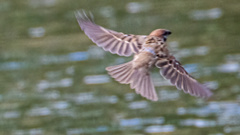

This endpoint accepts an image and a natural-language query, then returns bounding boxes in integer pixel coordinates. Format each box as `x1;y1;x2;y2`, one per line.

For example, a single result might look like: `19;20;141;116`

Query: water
126;2;152;14
144;125;175;133
1;0;240;135
12;129;44;135
120;117;164;127
28;27;46;38
3;111;21;119
37;78;73;91
51;101;70;109
29;0;57;8
158;90;180;102
72;92;118;104
174;46;210;59
83;75;110;84
218;62;240;73
27;107;52;117
128;101;149;109
180;119;217;127
190;8;223;20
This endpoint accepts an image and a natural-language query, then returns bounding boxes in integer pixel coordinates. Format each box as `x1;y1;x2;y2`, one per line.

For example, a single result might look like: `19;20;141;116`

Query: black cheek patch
163;37;167;42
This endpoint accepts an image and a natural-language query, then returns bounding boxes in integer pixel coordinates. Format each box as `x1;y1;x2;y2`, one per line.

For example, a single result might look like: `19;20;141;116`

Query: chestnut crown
149;29;171;37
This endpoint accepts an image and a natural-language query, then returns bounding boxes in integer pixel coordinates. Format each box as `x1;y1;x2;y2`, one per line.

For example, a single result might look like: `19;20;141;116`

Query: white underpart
142;47;156;55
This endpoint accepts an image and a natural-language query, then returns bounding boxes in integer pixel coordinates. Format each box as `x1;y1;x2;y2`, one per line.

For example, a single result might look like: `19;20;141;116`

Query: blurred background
0;0;240;135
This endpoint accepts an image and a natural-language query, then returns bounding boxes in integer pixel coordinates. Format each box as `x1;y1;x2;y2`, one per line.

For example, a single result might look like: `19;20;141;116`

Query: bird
75;10;213;101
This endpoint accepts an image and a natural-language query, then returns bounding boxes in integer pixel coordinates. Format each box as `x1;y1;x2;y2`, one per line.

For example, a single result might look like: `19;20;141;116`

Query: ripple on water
144;125;175;133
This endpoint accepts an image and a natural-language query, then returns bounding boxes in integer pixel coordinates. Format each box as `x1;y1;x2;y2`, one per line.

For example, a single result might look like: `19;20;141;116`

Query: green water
0;0;240;135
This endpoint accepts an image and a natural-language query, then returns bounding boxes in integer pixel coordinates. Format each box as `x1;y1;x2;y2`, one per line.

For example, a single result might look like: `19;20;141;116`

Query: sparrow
75;10;212;101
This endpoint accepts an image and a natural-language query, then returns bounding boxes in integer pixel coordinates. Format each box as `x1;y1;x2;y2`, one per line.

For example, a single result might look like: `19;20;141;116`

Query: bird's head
149;29;171;41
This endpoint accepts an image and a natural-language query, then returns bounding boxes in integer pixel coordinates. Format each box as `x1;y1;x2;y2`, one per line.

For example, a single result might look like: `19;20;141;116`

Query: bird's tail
106;61;158;101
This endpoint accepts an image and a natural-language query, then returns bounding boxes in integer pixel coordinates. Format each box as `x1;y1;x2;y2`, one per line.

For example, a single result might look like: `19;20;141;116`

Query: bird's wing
75;10;147;56
155;56;212;98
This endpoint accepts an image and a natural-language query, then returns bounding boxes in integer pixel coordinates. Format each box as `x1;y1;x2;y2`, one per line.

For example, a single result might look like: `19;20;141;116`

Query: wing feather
75;10;146;56
156;57;212;98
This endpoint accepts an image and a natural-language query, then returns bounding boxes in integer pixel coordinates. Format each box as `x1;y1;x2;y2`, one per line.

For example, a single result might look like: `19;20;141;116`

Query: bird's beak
165;31;171;35
163;31;171;41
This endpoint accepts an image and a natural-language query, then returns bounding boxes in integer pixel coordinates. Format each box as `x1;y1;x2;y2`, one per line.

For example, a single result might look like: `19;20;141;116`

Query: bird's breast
141;46;156;55
133;50;156;69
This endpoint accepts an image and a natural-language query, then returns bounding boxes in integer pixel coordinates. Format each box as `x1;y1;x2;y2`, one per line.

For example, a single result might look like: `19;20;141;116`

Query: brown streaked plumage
75;10;213;101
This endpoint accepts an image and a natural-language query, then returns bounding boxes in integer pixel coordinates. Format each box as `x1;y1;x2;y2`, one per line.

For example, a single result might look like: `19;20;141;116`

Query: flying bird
75;11;212;101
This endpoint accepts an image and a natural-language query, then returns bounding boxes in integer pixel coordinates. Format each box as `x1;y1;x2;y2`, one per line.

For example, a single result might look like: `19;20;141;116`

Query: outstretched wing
155;56;212;98
75;10;147;56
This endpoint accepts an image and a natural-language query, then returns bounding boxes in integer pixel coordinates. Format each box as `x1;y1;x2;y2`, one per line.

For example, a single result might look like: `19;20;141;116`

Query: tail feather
108;63;129;76
122;69;136;84
134;73;144;94
115;64;133;83
135;74;158;101
143;76;149;98
139;76;146;95
130;70;141;89
113;67;130;81
106;61;158;101
106;61;133;84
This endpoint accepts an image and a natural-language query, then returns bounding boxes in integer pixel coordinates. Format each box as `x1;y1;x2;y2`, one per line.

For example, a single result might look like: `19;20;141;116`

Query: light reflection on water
218;62;240;73
51;101;70;109
13;129;44;135
37;78;73;91
28;27;45;38
126;2;152;14
83;75;110;84
29;0;56;8
1;1;240;134
189;8;223;20
0;52;88;71
27;107;52;117
128;101;149;109
158;90;180;102
177;101;240;125
72;92;118;104
145;125;175;133
180;119;217;127
3;111;21;119
120;117;164;127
